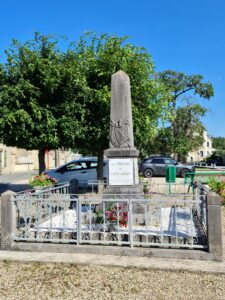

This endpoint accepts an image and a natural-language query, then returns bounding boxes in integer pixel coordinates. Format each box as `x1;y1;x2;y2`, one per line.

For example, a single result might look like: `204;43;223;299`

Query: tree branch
174;87;194;100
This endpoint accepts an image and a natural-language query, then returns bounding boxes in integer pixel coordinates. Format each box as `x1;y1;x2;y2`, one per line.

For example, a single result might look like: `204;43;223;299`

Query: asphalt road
0;166;224;196
0;171;38;195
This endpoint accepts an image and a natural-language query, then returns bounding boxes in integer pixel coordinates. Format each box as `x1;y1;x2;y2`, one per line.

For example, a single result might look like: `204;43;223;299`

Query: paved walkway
0;250;225;274
0;171;36;194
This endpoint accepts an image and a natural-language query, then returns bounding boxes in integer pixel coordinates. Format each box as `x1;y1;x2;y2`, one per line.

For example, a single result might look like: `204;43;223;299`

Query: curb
0;251;225;274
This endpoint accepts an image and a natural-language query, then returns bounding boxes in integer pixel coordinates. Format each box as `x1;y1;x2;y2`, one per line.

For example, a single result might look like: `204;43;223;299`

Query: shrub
139;175;152;194
208;177;225;205
29;174;58;188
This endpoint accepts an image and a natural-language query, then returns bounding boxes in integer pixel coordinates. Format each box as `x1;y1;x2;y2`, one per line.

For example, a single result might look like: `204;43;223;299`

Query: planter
32;186;44;194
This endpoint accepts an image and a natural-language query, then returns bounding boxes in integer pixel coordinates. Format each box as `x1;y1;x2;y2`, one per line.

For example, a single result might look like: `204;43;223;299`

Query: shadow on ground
0;183;29;195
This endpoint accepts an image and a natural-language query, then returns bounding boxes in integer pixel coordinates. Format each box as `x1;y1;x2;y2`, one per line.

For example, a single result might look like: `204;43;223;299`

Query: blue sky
0;0;225;137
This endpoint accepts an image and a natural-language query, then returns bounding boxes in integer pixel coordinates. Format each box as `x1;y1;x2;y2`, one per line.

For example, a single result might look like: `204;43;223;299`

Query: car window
60;162;88;172
151;158;165;164
90;162;97;168
85;161;98;169
164;159;174;164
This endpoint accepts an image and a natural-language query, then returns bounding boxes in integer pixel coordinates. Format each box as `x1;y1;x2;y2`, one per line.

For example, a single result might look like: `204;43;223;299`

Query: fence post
207;192;223;261
1;190;16;250
77;198;81;245
129;199;133;248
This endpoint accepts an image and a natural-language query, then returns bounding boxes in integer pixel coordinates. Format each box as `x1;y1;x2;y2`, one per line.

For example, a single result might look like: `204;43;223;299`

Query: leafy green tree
0;32;169;177
147;127;173;156
65;33;169;178
156;70;214;160
212;137;225;150
0;33;85;173
149;105;206;161
209;137;225;163
170;104;206;161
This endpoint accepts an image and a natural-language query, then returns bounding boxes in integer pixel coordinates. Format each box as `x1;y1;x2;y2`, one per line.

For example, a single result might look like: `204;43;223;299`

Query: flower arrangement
106;204;128;227
29;174;58;188
95;204;128;228
208;176;225;206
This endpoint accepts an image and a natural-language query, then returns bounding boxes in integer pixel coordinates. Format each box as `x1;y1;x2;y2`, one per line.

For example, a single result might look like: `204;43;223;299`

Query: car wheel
181;169;189;178
144;168;154;178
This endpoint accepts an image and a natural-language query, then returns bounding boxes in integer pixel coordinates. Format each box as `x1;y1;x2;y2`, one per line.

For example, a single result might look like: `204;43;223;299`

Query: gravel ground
0;261;225;300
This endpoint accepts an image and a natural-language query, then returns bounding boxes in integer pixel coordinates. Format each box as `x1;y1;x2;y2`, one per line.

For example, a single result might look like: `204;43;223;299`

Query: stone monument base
104;184;143;195
104;148;139;158
104;147;143;195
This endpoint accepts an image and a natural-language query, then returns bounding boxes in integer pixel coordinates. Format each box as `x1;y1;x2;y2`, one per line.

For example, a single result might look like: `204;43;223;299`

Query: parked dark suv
139;156;194;178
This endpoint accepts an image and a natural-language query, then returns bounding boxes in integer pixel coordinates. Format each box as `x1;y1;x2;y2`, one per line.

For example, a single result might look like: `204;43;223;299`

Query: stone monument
104;70;142;194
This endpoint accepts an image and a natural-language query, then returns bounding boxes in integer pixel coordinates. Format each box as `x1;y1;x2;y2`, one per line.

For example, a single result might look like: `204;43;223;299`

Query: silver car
45;157;108;188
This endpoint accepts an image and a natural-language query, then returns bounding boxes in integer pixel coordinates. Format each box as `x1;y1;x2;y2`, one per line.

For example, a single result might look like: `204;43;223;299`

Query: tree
0;33;85;173
212;137;225;150
0;32;169;177
148;105;206;160
63;33;169;178
156;70;214;160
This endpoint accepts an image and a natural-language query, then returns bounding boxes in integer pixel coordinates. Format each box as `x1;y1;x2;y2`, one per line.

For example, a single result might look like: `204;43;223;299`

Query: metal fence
15;180;105;195
184;171;225;185
12;184;208;249
16;182;70;195
193;182;209;233
144;182;192;194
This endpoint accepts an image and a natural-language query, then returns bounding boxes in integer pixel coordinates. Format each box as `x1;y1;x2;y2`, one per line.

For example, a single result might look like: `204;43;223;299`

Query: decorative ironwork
12;184;208;249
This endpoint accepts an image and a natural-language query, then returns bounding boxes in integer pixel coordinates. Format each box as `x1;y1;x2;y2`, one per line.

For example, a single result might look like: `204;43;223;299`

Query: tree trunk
38;148;46;174
177;153;182;162
97;150;104;181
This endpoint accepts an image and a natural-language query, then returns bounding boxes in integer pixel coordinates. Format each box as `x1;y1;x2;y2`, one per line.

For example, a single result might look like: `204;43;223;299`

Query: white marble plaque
109;158;134;185
133;158;139;185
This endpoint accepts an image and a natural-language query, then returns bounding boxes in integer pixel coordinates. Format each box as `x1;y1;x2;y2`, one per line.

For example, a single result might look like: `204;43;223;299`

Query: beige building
0;143;75;174
187;131;213;163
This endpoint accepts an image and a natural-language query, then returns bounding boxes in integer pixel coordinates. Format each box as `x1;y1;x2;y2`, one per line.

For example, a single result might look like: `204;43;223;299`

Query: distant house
186;131;214;163
0;143;74;174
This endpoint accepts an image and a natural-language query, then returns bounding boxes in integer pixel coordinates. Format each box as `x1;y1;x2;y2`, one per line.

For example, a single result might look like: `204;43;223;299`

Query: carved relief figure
110;119;131;148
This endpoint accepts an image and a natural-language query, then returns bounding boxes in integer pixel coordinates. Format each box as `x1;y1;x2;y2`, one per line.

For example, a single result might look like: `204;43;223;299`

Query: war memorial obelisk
104;70;142;194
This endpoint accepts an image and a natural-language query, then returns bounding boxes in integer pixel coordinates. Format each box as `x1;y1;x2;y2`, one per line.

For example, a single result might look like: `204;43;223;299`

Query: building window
4;150;7;167
207;141;210;147
199;151;204;157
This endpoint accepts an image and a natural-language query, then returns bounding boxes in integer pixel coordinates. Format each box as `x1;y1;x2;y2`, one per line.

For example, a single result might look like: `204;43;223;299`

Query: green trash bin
166;165;176;183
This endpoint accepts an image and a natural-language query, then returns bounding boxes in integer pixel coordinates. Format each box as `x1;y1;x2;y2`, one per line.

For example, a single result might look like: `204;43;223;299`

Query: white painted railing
12;187;208;249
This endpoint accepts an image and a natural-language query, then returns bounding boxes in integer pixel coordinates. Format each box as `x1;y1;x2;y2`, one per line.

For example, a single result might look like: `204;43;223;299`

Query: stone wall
0;144;74;174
